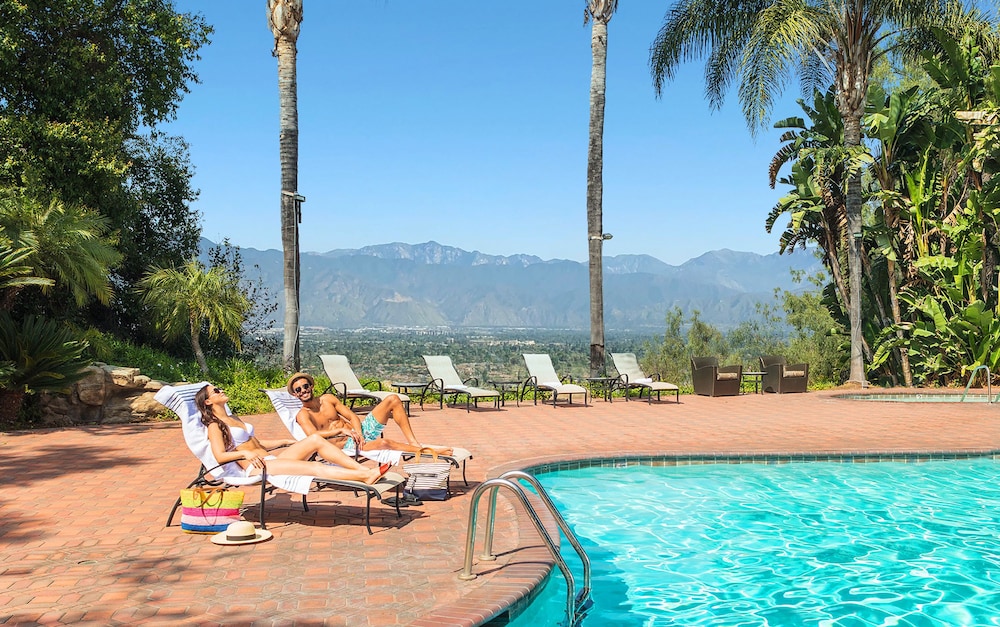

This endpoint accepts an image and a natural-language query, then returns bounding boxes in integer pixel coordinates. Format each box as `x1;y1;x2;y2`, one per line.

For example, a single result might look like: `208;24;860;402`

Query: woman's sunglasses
293;382;313;394
211;387;224;395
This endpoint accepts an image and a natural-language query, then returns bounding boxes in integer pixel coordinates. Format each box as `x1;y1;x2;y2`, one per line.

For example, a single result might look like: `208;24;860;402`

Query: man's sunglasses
293;382;313;394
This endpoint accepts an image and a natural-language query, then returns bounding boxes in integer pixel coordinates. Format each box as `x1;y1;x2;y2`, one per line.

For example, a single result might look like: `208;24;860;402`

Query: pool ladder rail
459;470;593;626
962;365;999;403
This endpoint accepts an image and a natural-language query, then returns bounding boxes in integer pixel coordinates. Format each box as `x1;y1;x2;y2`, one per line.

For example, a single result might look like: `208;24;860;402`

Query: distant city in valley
208;239;823;333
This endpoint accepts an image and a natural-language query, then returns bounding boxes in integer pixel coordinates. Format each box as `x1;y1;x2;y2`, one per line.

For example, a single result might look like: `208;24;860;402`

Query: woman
196;384;387;485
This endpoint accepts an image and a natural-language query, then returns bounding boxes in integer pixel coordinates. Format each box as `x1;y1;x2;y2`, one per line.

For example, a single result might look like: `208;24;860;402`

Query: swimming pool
836;393;999;403
503;457;1000;626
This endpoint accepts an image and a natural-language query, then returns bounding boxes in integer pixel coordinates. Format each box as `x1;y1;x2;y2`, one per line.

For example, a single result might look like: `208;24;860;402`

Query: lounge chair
320;354;411;416
521;353;588;406
690;356;742;397
610;352;680;403
261;388;474;487
422;355;501;412
759;355;809;393
156;382;404;535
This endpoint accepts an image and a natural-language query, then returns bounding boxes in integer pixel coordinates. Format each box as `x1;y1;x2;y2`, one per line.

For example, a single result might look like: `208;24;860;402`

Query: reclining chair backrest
523;353;561;386
154;381;254;485
320;354;366;392
262;388;307;439
611;352;648;380
423;355;465;388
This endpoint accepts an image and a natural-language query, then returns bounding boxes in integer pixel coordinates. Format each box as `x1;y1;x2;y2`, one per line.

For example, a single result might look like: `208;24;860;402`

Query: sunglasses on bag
293;382;313;394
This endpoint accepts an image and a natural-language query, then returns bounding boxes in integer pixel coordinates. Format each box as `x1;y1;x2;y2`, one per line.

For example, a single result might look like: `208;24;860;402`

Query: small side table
741;371;765;394
391;382;427;414
583;376;618;402
488;380;523;407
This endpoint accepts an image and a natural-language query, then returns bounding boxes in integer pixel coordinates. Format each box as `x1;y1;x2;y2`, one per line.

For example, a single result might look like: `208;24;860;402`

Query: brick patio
2;388;999;626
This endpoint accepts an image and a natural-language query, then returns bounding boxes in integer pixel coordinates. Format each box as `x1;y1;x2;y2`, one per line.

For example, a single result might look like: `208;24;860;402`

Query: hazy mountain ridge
219;240;822;330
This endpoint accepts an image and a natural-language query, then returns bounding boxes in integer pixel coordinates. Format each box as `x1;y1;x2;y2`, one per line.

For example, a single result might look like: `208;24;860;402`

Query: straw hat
211;520;273;545
287;372;315;395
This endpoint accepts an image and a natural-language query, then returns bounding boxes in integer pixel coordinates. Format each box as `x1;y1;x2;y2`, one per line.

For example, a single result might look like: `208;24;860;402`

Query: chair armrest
362;379;384;391
426;378;444;393
463;376;480;386
325;381;347;400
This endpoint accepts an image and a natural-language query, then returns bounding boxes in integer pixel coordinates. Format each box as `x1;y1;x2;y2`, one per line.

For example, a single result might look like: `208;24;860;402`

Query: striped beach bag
180;487;244;534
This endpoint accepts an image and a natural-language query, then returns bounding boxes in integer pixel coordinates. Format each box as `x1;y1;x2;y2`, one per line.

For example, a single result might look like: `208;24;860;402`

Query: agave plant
0;312;91;423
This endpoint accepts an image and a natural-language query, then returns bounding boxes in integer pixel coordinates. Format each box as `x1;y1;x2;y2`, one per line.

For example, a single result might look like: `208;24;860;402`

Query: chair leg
166;496;183;527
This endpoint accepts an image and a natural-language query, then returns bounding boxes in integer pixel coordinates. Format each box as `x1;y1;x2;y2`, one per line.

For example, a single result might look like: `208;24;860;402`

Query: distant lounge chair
610;352;679;403
422;355;501;412
759;355;809;393
690;356;742;397
319;354;410;415
521;353;588;406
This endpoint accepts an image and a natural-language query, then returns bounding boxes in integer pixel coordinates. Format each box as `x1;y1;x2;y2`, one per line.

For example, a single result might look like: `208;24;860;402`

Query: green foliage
0;1;209;336
0;311;91;395
138;258;252;373
0;189;121;308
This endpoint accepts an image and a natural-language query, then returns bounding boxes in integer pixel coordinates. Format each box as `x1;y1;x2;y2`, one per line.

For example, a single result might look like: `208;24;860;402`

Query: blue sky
167;1;806;265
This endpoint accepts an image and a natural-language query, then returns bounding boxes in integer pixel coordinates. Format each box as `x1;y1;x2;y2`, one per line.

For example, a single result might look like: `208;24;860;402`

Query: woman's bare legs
270;434;385;484
368;395;453;456
251;457;384;485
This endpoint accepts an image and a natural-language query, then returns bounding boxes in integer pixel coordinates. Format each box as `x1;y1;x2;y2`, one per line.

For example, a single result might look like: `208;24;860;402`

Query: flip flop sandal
400;493;423;506
382;496;411;508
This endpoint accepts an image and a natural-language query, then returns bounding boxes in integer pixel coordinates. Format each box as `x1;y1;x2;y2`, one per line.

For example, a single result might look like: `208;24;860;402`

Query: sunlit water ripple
507;459;1000;626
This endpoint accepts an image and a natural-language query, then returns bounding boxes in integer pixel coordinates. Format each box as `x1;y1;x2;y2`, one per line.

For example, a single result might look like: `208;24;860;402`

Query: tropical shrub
0;312;91;423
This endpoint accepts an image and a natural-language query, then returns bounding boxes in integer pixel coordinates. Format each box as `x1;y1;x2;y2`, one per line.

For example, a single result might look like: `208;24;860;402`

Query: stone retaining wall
37;363;168;426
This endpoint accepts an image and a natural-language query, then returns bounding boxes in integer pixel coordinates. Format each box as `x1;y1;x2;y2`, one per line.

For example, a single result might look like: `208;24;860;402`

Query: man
287;372;452;456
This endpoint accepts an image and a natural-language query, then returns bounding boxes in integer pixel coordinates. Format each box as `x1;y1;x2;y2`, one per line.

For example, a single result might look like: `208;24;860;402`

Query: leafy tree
267;0;304;372
207;239;279;363
584;0;618;376
649;0;959;386
138;259;252;374
0;0;210;331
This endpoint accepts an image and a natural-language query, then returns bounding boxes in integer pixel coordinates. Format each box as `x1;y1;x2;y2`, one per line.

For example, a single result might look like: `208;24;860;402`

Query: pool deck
3;387;1000;626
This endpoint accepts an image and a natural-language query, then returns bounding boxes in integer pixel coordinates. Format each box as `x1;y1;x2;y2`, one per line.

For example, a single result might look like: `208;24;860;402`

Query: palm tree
0;189;120;309
267;0;304;372
137;259;251;374
585;0;618;376
649;0;957;385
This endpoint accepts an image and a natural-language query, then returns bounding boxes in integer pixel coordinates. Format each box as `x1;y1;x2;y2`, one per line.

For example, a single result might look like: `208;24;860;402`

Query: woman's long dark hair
195;385;235;451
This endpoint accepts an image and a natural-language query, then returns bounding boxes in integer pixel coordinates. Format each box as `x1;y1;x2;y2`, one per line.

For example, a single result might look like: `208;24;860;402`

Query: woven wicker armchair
759;355;808;393
690;356;742;397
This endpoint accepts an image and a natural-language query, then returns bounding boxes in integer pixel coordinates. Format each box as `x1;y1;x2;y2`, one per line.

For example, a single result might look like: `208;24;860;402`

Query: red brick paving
2;388;999;625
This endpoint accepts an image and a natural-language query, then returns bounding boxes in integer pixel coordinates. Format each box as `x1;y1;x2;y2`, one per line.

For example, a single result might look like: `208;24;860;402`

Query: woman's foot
364;466;388;485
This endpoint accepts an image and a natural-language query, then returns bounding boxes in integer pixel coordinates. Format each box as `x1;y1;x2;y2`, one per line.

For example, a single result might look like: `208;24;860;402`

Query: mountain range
212;240;823;331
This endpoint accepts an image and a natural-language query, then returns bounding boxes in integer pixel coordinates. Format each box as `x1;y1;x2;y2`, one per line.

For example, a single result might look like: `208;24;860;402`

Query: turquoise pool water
505;458;1000;626
836;393;998;403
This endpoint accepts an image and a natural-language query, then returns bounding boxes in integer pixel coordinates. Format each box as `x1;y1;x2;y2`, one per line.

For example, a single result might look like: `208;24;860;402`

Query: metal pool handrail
961;365;993;403
458;471;593;626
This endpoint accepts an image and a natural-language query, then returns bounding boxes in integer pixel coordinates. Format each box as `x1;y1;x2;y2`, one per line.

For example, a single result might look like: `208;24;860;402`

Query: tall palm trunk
190;313;208;374
585;1;616;376
268;0;303;372
836;46;868;386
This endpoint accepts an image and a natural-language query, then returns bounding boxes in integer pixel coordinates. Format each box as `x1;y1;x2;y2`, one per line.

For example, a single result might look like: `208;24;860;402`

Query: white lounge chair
157;382;405;534
610;352;680;403
319;354;410;415
262;388;473;487
521;353;588;406
422;355;501;412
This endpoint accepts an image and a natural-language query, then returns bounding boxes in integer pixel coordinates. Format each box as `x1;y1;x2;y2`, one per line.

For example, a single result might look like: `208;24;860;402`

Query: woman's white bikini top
228;421;255;447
